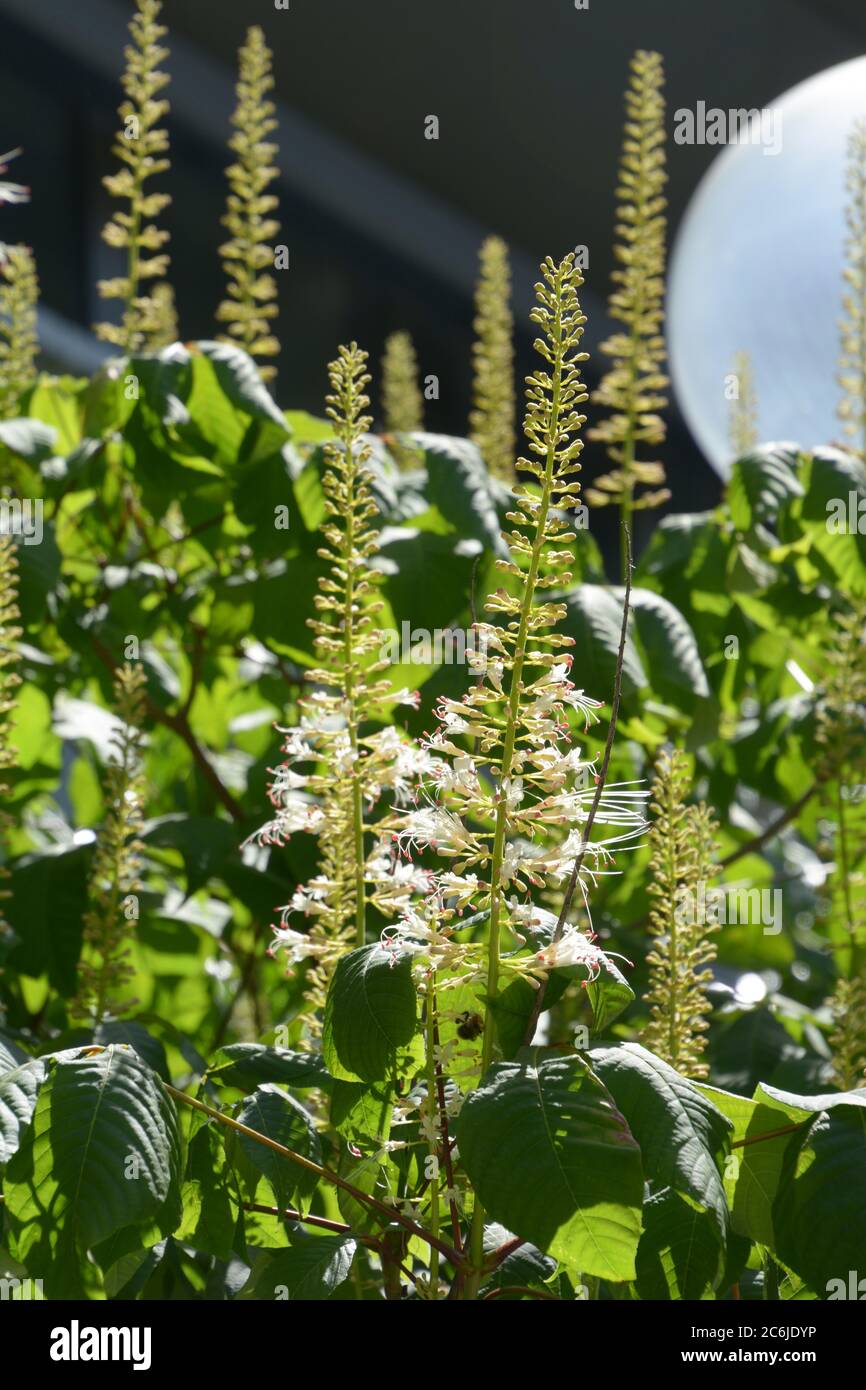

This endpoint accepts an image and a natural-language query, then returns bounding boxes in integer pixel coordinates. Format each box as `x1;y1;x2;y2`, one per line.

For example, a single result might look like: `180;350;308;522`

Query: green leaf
283;409;333;445
15;524;62;628
456;1051;643;1279
799;445;866;524
589;1043;731;1242
196;342;288;429
323;945;418;1083
480;1222;556;1295
6;846;89;994
375;528;480;636
755;1081;866;1117
211;1044;333;1093
695;1081;807;1249
773;1108;866;1295
100;1235;169;1299
234;1084;321;1210
0;1034;29;1071
627;587;711;707
0;1057;45;1164
557;586;647;696
636;512;732;628
330;1081;393;1143
727;444;803;531
241;1234;357;1300
191;341;290;465
417;433;508;557
634;1189;723;1300
490;972;568;1057
60;1020;169;1081
143;815;240;896
3;1046;181;1296
128;347;193;424
585;957;636;1035
0;417;58;464
19;376;86;453
175;1122;236;1260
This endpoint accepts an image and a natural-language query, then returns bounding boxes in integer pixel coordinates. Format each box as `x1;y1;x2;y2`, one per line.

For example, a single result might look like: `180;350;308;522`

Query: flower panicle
816;602;866;1085
587;50;670;546
385;253;646;981
0;244;40;417
642;747;719;1080
0;534;21;949
216;25;281;380
470;234;516;481
729;349;758;458
838;119;866;460
250;344;430;1023
816;603;866;949
829;977;866;1090
71;662;148;1024
95;0;173;353
381;330;423;469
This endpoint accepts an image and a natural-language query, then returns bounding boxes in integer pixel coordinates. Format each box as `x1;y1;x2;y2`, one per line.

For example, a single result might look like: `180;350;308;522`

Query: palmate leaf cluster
1;7;866;1303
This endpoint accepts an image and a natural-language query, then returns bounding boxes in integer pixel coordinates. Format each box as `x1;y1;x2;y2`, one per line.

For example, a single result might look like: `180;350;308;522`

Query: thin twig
719;782;819;868
91;634;245;822
489;1235;526;1268
432;1012;464;1258
731;1121;807;1150
520;525;634;1047
240;1201;374;1242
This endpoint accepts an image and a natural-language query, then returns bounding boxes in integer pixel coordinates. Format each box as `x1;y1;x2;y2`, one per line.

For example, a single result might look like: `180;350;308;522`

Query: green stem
615;98;651;584
619;465;634;584
665;790;680;1071
424;976;441;1299
121;112;148;354
341;423;367;948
